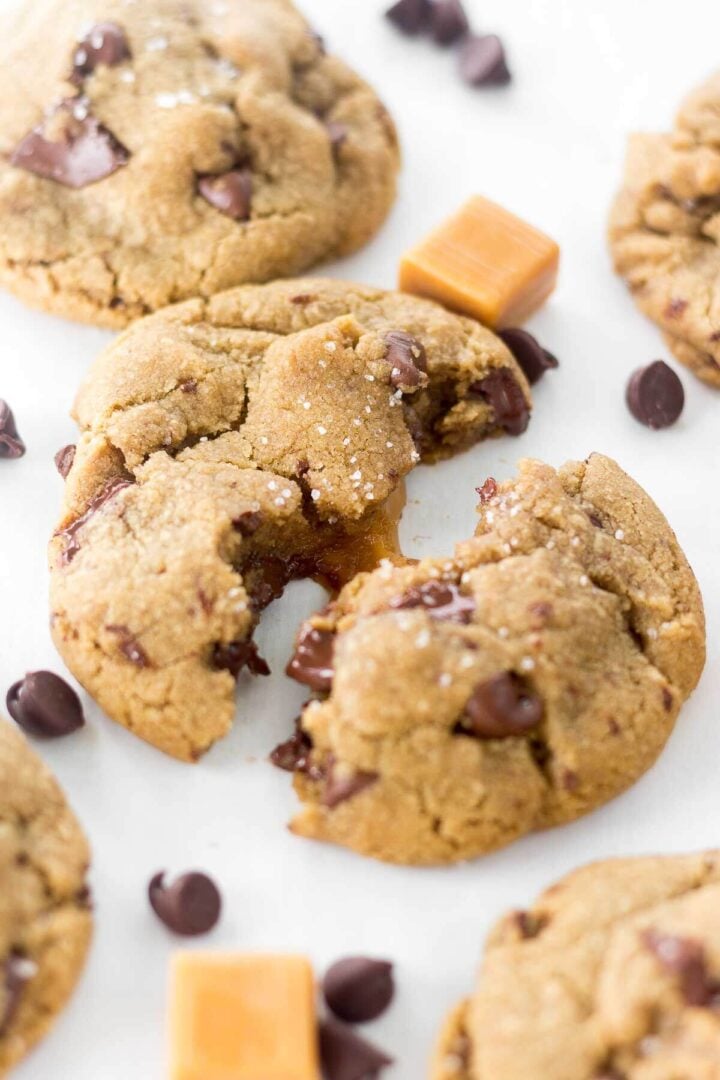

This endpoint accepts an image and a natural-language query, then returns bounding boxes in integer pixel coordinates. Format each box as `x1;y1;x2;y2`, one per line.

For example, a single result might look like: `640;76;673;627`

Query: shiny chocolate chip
148;872;222;937
459;34;511;86
385;0;432;34
213;639;270;678
323;761;378;809
461;672;543;739
384;330;428;391
319;1018;393;1080
270;719;315;774
626;361;684;429
390;580;475;624
323;957;395;1024
0;954;37;1037
56;476;133;565
198;168;252;220
6;671;84;738
72;22;131;82
471;368;530;436
642;930;713;1006
0;400;25;459
54;444;76;478
11;99;129;188
499;328;558;385
430;0;469;44
286;625;335;691
106;625;150;668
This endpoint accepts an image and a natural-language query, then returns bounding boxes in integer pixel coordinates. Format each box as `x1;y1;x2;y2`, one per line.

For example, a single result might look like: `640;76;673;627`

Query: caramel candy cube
169;953;321;1080
399;195;559;328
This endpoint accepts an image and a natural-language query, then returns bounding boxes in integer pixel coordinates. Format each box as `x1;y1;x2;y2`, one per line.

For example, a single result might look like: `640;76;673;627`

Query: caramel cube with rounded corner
399;195;559;328
169;952;321;1080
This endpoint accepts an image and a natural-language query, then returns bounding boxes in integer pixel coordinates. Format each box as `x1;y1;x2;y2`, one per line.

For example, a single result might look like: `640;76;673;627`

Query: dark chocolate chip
385;0;432;34
664;298;688;319
56;476;133;565
179;379;197;393
384;330;428;391
323;957;395;1024
642;930;712;1006
232;510;263;536
106;625;150;668
11;99;130;188
286;626;335;691
291;293;316;305
323;761;379;809
213;639;270;678
430;0;469;44
459;33;511;86
327;121;349;150
72;22;131;82
513;911;548;940
0;954;37;1037
148;871;222;936
461;672;542;739
626;361;684;429
476;477;498;504
471;368;530;435
662;687;673;712
54;444;76;478
0;400;25;459
499;328;558;385
319;1018;393;1080
270;719;315;774
6;671;84;738
198;168;252;220
389;580;475;624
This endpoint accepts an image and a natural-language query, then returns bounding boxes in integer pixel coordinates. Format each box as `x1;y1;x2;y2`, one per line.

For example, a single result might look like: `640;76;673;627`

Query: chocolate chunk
270;719;318;775
461;672;543;739
384;330;428;391
513;911;548;940
626;361;684;429
11;99;130;188
0;955;37;1037
320;1018;393;1080
430;0;469;45
323;761;379;808
327;121;349;150
54;444;76;478
6;671;85;738
72;22;131;82
499;328;558;385
390;579;475;624
476;477;498;504
459;34;511;86
286;626;335;691
385;0;432;34
0;400;25;459
198;168;252;220
179;379;197;393
323;957;395;1023
642;930;713;1006
106;625;150;668
471;368;530;435
57;476;133;565
244;555;291;611
148;871;222;936
213;639;270;678
232;510;262;536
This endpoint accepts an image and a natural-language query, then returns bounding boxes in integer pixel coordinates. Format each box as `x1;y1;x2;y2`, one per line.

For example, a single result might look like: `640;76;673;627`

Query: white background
3;0;720;1076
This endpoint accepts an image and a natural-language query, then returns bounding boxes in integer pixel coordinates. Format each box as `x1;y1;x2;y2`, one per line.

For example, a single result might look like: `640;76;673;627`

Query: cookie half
432;851;720;1079
49;278;532;761
280;453;705;864
0;0;399;326
0;719;92;1075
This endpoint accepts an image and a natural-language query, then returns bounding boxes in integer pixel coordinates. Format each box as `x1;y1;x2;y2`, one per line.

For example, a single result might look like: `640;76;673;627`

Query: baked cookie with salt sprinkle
432;851;720;1080
0;0;399;326
278;453;704;865
49;277;532;761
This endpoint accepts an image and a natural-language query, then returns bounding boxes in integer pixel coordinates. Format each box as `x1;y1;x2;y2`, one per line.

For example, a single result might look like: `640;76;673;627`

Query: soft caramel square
399;195;559;328
169;953;321;1080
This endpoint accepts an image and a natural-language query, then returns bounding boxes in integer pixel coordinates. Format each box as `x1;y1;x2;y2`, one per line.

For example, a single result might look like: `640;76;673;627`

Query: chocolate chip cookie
0;719;92;1075
609;71;720;386
432;850;720;1080
49;277;531;761
0;0;399;327
279;453;705;864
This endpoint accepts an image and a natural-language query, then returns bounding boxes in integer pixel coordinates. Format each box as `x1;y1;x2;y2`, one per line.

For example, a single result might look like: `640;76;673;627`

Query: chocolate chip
664;298;688;319
476;477;498;504
430;0;469;44
459;33;511;86
319;1018;393;1080
198;168;252;220
213;639;270;678
148;872;222;936
385;0;432;34
6;671;84;738
327;121;349;150
323;761;379;809
72;22;131;82
11;99;130;188
499;328;558;385
232;510;263;536
54;444;76;478
291;293;316;305
384;330;428;391
323;957;395;1023
57;476;133;565
286;626;335;691
106;625;150;668
471;368;530;436
626;361;684;429
390;580;475;624
0;955;37;1037
642;930;713;1006
270;719;316;774
513;911;548;940
460;672;543;739
0;400;25;459
179;379;197;393
662;687;674;712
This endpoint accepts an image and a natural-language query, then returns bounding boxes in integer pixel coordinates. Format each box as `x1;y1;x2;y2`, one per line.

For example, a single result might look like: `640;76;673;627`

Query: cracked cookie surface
280;453;704;865
0;0;399;327
49;277;531;761
432;851;720;1080
0;720;92;1077
609;71;720;386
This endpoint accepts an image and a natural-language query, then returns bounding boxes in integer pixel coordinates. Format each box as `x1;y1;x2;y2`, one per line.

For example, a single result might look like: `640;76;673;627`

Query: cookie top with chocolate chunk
432;851;720;1080
0;719;92;1075
281;453;704;865
49;277;531;761
0;0;399;327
